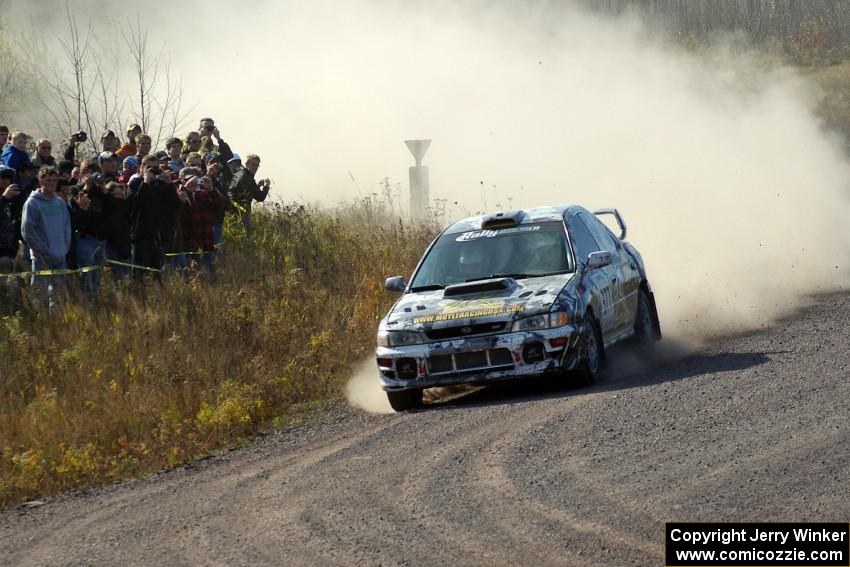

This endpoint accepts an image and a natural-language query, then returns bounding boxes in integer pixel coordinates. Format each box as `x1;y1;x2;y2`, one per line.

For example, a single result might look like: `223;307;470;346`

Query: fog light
522;342;544;364
396;358;418;380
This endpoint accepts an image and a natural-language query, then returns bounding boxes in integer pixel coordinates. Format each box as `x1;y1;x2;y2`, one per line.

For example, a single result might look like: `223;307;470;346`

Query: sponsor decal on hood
388;272;575;328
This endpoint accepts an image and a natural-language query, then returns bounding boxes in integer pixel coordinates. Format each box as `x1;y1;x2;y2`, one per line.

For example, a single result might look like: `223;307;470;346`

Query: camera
71;130;88;143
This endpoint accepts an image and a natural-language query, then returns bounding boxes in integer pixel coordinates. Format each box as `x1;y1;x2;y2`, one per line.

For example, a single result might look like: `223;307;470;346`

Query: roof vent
481;210;526;229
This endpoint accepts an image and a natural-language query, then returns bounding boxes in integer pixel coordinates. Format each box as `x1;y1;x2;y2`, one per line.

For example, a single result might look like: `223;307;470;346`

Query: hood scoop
443;278;517;298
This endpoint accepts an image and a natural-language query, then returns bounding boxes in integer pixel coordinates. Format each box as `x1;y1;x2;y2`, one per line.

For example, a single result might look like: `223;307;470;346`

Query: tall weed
0;200;435;506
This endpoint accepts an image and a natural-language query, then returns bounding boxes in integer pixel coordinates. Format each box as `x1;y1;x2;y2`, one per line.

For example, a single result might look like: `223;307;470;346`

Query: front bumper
376;325;582;391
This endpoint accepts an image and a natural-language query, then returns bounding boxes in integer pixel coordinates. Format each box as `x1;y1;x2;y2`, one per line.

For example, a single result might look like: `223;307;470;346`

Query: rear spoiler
593;208;627;240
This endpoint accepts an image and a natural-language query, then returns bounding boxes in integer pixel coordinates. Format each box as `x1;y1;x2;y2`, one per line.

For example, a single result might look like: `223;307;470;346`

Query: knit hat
123;156;140;171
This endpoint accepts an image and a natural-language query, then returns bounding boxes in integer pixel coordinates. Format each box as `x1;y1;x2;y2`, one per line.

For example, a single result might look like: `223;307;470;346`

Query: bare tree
121;17;193;148
19;2;193;156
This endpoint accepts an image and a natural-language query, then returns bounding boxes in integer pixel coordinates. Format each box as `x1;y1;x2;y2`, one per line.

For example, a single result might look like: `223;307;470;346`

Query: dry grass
0;199;435;507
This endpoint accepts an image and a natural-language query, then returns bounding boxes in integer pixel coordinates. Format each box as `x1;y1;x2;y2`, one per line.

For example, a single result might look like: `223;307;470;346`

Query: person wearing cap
154;150;169;169
118;156;140;185
32;139;56;168
100;130;120;153
2;131;32;175
115;124;142;159
228;153;271;240
97;151;120;180
227;153;242;174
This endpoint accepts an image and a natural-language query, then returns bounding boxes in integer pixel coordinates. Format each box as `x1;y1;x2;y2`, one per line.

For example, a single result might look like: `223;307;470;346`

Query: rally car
376;205;662;411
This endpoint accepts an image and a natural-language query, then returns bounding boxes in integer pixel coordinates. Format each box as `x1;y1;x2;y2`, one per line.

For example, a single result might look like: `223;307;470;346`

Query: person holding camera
0;168;25;313
116;124;141;159
198;118;235;163
178;169;224;274
63;130;88;162
126;155;183;274
103;181;131;279
228;153;270;241
204;155;232;250
70;171;115;296
0;168;19;264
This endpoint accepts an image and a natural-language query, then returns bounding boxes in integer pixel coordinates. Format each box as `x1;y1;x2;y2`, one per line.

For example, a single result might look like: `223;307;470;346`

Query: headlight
377;329;425;347
512;311;569;332
512;314;548;332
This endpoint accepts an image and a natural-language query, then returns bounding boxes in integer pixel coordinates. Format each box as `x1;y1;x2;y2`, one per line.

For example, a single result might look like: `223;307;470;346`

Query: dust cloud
344;358;394;414
9;2;850;409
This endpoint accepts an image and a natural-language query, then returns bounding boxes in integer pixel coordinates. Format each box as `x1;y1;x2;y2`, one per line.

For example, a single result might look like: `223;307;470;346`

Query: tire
386;388;423;412
634;289;656;344
574;317;603;387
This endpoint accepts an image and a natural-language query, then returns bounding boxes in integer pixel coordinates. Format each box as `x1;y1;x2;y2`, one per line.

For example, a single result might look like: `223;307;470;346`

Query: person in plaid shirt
178;168;224;274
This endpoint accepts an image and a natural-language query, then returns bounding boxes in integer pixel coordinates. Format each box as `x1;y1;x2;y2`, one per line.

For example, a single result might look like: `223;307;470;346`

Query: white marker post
405;139;431;221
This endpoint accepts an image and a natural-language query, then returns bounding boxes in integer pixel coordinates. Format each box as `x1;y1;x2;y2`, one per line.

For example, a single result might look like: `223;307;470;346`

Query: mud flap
648;291;662;340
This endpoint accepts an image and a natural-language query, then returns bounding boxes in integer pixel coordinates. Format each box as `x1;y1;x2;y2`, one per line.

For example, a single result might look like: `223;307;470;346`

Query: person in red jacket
178;169;224;275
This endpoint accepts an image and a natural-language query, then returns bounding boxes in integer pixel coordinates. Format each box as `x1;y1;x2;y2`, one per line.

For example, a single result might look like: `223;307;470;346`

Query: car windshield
410;221;574;290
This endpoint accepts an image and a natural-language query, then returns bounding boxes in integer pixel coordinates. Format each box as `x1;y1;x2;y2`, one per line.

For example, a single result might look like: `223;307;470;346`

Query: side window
568;216;603;262
581;213;619;254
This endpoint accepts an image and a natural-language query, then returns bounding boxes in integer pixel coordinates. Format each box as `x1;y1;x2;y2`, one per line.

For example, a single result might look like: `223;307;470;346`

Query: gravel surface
2;292;849;566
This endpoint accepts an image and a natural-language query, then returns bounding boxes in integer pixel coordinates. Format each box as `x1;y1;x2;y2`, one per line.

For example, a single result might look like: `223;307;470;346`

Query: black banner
666;522;850;566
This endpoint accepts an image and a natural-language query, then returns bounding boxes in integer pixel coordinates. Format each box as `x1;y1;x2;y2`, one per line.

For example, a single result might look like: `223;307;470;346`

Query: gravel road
3;292;849;567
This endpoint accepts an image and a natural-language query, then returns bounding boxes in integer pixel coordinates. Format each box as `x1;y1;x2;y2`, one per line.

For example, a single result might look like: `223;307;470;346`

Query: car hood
386;273;575;331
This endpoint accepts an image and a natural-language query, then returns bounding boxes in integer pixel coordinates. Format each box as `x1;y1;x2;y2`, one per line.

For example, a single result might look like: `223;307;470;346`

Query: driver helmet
458;244;486;278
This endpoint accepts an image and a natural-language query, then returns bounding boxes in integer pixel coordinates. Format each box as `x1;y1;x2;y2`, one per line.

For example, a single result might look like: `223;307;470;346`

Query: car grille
428;348;514;375
424;321;507;341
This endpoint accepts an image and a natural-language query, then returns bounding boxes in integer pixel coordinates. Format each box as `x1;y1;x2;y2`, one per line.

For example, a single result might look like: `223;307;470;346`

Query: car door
582;213;641;337
566;215;618;340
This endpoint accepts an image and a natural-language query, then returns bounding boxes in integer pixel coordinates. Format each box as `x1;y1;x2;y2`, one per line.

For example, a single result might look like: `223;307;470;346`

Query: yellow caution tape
104;259;161;273
0;265;103;278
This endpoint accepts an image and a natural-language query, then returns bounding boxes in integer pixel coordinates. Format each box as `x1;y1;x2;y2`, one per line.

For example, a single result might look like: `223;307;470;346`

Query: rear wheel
386;388;423;412
574;318;603;387
634;289;657;345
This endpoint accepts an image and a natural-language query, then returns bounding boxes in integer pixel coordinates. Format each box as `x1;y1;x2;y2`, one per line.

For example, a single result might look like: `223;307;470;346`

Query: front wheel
386;388;423;412
573;318;603;387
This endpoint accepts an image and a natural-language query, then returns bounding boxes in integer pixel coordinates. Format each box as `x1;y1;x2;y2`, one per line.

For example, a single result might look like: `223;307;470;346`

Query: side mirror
586;251;613;271
384;276;408;293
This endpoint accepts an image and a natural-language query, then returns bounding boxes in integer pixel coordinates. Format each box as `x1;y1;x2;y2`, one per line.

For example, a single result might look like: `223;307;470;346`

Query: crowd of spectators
0;118;273;309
